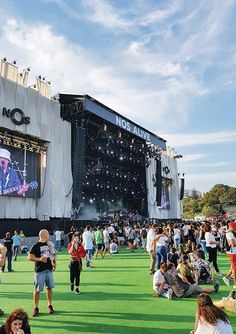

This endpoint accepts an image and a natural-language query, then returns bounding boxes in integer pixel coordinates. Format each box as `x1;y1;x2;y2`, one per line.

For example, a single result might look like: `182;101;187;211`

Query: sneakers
167;288;173;300
48;305;54;314
32;307;39;317
214;281;220;293
75;288;80;295
226;290;236;300
233;285;236;289
71;284;74;292
0;309;4;316
223;277;230;286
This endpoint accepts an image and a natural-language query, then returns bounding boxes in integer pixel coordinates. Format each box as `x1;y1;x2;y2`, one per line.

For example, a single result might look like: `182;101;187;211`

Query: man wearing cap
0;148;28;196
223;222;236;288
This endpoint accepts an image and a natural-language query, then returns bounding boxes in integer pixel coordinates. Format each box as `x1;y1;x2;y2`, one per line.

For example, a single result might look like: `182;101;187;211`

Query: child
168;247;179;268
110;240;119;254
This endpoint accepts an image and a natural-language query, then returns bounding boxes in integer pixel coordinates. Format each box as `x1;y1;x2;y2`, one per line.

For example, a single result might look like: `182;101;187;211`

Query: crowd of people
0;217;236;333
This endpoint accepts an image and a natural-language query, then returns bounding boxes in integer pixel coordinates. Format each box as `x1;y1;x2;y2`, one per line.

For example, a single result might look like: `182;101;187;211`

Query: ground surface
0;248;236;333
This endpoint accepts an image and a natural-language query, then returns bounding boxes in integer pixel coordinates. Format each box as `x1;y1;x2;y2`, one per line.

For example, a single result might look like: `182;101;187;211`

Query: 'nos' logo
2;107;30;125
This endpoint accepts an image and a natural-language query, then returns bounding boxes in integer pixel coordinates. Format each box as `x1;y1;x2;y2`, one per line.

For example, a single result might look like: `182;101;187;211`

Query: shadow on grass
81;282;136;287
32;313;191;333
54;291;151;301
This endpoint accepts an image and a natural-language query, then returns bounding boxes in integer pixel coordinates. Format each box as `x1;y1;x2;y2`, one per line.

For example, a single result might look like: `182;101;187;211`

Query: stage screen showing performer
0;146;40;197
160;183;170;210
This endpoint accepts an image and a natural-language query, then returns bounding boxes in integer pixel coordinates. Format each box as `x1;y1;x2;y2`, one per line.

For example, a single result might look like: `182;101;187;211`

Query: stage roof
59;93;166;149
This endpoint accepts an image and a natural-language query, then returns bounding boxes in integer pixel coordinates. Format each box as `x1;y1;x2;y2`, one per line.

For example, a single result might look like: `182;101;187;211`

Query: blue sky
0;0;236;193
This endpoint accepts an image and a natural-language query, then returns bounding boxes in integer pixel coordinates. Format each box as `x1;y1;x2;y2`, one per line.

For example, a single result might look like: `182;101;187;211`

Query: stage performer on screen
0;148;28;196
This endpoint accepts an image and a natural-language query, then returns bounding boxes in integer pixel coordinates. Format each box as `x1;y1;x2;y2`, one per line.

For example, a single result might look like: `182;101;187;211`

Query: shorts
96;244;103;250
104;242;110;249
183;284;202;297
34;270;55;292
227;253;236;270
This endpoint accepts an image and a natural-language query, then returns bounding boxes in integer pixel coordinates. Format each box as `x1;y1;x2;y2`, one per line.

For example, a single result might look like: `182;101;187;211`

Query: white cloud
161;131;236;147
183;153;209;161
141;0;183;25
81;0;132;30
185;172;236;192
41;0;81;20
185;161;231;168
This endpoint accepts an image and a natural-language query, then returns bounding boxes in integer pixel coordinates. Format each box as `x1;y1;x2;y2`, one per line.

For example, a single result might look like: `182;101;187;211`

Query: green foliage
183;184;236;219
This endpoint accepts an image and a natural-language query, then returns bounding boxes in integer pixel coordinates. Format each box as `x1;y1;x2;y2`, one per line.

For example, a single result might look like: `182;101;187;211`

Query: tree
183;183;236;219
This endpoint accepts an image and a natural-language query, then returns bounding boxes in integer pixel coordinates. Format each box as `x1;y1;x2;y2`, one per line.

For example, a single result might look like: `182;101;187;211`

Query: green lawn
1;249;236;333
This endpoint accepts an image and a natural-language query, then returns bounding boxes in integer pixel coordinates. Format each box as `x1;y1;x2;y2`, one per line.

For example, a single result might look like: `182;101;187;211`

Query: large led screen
0;144;40;197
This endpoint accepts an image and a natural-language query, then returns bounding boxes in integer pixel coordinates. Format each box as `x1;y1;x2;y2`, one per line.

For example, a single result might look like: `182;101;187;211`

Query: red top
68;242;86;261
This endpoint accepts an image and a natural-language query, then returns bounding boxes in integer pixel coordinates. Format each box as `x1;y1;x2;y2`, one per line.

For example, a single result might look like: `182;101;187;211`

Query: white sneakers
223;277;230;286
167;288;173;300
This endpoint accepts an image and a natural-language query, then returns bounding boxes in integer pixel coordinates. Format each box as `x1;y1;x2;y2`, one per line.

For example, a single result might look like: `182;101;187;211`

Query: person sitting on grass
110;240;119;254
167;247;179;268
191;251;214;285
0;308;31;334
189;293;233;334
153;262;173;300
214;290;236;313
157;263;220;299
177;254;197;284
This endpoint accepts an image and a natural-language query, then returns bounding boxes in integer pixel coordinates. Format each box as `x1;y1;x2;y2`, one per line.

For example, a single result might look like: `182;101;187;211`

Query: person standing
68;233;86;294
94;226;104;259
146;223;158;275
12;231;21;261
54;230;62;251
82;226;94;268
103;226;110;258
0;243;6;316
28;229;56;317
2;232;13;272
224;221;236;288
204;223;221;276
173;224;181;250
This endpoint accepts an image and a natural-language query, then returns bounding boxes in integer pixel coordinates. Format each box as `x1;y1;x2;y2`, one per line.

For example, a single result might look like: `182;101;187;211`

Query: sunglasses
13;314;26;321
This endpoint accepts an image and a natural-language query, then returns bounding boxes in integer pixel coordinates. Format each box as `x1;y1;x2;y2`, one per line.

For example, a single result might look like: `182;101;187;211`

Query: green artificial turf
0;248;236;333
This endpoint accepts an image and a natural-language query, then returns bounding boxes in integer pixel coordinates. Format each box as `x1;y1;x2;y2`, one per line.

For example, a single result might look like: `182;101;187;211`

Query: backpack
142;229;147;238
199;266;210;281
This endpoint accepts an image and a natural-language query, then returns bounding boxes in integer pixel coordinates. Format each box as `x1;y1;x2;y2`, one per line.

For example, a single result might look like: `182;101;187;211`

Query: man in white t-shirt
82;226;95;268
146;223;158;275
224;222;236;288
54;230;62;251
153;262;173;300
182;223;190;244
103;226;110;257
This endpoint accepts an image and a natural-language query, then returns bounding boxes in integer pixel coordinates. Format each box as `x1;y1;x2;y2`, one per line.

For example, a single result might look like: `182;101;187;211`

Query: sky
0;0;236;193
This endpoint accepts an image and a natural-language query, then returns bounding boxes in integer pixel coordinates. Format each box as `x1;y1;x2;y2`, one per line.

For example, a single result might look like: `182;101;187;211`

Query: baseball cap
228;222;236;229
